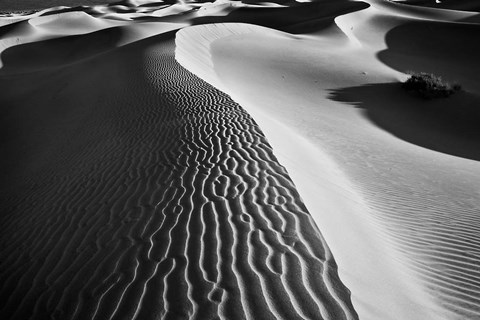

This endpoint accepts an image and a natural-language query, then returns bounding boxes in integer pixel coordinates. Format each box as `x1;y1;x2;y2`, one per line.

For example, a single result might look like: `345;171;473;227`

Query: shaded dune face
190;1;370;34
0;32;357;320
378;20;480;92
392;0;480;12
0;27;124;73
0;0;119;12
329;83;480;161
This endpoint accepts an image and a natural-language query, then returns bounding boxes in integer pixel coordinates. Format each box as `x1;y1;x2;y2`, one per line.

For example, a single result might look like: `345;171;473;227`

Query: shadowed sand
0;1;119;12
329;83;480;161
0;4;357;319
391;0;480;12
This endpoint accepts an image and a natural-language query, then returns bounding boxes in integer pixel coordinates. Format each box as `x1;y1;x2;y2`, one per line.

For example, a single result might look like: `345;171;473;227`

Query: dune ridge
174;1;480;319
0;8;358;319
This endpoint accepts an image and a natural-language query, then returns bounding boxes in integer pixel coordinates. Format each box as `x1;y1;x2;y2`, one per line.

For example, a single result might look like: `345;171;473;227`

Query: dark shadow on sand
0;0;119;12
191;1;369;34
377;21;480;91
132;0;369;34
394;0;480;12
0;26;123;74
329;83;480;161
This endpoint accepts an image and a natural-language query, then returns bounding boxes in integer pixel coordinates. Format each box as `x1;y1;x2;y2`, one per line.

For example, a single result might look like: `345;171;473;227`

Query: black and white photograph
1;0;479;319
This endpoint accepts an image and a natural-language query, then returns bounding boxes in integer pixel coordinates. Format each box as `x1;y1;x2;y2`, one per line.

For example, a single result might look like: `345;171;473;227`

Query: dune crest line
174;6;480;319
0;26;357;319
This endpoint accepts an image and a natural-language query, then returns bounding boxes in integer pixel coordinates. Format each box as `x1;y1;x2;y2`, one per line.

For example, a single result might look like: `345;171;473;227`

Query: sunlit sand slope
174;1;480;318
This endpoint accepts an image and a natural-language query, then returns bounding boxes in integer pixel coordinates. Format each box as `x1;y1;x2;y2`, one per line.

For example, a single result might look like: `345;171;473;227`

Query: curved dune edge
0;12;187;70
174;3;480;318
0;3;360;320
175;22;439;320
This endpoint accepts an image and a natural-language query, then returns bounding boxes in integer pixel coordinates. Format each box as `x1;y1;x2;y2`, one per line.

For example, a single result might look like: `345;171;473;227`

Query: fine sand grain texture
0;3;358;319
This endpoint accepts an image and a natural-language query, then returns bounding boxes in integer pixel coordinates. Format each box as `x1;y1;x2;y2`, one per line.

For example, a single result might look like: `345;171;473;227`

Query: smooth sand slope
0;2;358;320
174;0;480;319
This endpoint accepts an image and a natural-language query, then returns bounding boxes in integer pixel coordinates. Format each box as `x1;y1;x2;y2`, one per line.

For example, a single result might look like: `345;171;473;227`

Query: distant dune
392;0;480;12
1;1;480;320
0;1;119;12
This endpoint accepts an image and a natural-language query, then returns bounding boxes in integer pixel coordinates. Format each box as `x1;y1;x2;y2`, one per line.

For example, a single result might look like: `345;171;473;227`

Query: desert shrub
402;72;461;99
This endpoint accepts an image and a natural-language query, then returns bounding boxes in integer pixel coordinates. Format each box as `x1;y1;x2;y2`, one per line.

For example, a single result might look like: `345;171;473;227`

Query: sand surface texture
1;0;480;320
175;1;480;319
0;1;357;320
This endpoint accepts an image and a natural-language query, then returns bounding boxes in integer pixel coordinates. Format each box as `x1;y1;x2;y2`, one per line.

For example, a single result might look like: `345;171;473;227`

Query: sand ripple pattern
348;157;480;320
0;34;357;320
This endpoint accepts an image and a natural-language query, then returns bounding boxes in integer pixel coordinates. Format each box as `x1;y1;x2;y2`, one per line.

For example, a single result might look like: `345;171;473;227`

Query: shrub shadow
328;82;480;161
377;21;480;91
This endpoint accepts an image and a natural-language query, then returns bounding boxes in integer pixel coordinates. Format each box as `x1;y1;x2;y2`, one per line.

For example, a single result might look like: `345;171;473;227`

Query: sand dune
174;1;480;319
393;0;480;12
1;0;480;319
0;2;358;320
